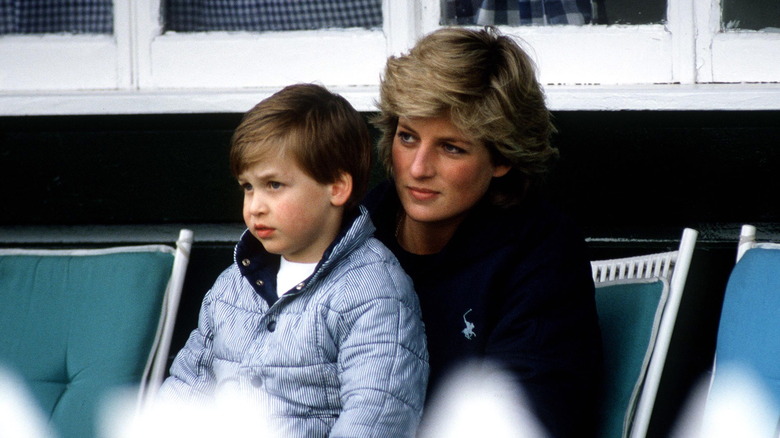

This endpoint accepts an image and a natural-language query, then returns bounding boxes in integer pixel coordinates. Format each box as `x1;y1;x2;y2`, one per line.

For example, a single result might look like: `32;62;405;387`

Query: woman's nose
409;145;435;178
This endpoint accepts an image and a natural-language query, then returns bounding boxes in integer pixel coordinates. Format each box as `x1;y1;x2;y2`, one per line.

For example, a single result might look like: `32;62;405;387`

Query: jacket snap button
241;258;251;267
250;375;263;387
267;320;277;332
255;279;264;287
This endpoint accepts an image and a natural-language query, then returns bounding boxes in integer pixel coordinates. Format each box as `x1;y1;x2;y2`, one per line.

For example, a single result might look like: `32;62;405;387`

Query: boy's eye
240;182;253;192
268;181;283;190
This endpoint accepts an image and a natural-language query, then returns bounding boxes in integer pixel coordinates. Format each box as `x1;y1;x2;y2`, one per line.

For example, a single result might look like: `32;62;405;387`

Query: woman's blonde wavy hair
373;26;558;207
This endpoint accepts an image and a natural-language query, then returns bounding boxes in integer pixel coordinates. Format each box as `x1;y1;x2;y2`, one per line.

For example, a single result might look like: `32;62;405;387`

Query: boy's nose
248;195;267;214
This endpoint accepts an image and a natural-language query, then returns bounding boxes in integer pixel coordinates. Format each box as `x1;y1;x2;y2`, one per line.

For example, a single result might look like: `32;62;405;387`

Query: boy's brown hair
230;83;372;212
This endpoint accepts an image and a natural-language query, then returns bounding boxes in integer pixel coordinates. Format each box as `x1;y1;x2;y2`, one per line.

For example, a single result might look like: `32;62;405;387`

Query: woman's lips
407;186;439;202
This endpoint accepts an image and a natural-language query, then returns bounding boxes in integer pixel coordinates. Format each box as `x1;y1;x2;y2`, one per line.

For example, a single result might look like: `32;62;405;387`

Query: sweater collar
366;179;540;261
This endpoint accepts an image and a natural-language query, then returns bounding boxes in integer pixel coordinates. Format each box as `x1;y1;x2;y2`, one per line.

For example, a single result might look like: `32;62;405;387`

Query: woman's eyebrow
398;121;472;146
396;120;417;133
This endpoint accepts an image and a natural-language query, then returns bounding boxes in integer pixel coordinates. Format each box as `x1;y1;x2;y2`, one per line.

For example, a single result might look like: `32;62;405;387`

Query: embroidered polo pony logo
462;308;476;340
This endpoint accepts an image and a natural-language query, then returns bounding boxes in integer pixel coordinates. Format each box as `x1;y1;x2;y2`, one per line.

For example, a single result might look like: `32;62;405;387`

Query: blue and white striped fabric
159;206;429;437
0;0;113;35
164;0;383;32
442;0;592;25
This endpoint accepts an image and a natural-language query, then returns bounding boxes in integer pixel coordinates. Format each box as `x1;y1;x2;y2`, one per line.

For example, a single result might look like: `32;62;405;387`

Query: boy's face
238;152;347;263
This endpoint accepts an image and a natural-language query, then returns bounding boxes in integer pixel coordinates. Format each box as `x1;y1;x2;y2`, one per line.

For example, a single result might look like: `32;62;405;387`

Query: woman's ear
493;164;511;178
329;171;353;207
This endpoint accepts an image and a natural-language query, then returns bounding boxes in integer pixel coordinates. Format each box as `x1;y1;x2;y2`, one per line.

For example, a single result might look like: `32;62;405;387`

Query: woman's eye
397;131;415;144
443;143;465;154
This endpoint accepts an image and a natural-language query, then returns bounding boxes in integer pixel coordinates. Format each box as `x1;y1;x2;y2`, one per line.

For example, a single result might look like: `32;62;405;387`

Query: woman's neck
396;212;465;255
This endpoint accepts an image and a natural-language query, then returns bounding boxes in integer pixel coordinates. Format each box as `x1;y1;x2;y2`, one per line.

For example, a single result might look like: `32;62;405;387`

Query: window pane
0;0;113;35
440;0;666;26
597;0;665;25
442;0;593;25
722;0;780;31
164;0;383;32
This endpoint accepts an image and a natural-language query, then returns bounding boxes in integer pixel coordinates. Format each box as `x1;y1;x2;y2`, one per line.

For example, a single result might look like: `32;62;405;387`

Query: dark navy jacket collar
233;206;372;307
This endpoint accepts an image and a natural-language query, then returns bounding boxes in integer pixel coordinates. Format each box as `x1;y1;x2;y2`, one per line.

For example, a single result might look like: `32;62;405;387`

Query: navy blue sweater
365;181;602;438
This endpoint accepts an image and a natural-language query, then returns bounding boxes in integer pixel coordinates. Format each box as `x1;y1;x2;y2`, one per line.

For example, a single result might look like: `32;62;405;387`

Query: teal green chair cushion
0;249;174;438
595;278;668;438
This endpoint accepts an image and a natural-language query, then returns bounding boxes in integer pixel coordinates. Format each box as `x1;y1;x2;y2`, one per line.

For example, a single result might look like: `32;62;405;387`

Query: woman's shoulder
467;194;585;254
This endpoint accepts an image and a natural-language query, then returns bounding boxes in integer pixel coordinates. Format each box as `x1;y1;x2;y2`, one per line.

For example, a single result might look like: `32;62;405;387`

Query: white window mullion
128;0;162;90
114;0;134;89
419;1;443;38
669;0;697;83
384;0;425;56
693;0;720;82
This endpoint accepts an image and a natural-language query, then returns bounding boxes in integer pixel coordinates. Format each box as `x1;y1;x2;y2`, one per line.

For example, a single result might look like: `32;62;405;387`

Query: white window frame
1;0;780;115
0;0;132;92
694;0;780;83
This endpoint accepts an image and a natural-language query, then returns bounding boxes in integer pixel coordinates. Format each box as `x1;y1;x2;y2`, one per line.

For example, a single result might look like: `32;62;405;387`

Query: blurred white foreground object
100;388;272;438
418;362;548;438
671;364;779;438
0;368;55;438
700;364;779;438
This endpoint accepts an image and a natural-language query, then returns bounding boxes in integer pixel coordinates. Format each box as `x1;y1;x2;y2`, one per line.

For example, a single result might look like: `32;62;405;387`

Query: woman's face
391;116;510;227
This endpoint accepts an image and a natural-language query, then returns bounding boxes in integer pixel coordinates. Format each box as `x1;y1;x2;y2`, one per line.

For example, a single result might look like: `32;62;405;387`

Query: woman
364;27;602;437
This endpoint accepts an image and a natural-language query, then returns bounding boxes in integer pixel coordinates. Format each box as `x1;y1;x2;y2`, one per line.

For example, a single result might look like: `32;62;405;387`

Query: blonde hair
230;83;372;212
373;26;558;206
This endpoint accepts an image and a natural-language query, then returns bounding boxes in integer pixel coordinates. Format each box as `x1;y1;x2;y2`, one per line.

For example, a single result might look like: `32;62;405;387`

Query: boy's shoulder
342;234;404;272
208;263;247;292
328;205;403;273
327;236;417;304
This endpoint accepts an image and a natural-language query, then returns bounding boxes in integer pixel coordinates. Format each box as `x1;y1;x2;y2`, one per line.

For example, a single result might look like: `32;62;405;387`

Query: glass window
597;0;665;25
722;0;780;31
440;0;668;26
441;0;593;25
0;0;113;35
163;0;383;32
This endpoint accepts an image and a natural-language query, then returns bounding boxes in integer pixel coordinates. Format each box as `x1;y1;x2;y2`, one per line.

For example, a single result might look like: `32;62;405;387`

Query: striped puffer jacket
160;207;429;437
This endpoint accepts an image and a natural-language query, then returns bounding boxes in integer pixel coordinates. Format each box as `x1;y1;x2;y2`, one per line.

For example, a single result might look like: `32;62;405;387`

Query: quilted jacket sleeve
329;260;429;438
157;276;219;402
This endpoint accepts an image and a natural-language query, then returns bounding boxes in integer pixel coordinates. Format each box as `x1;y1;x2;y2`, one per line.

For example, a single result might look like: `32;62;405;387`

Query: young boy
159;84;429;437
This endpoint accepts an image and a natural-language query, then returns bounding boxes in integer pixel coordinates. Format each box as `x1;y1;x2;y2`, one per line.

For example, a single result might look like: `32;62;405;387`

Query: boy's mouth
254;225;275;239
